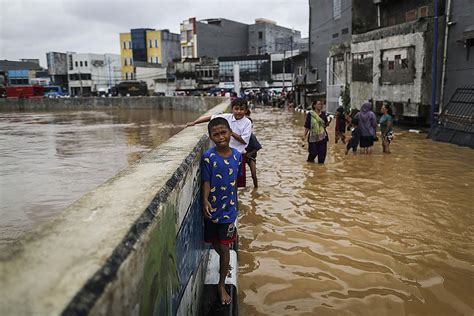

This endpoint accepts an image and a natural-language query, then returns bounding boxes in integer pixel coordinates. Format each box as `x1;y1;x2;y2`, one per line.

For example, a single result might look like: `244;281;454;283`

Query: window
75;61;78;67
149;40;152;48
419;6;428;18
84;61;88;67
402;59;408;69
126;72;128;80
332;33;339;38
333;0;341;20
181;31;187;42
80;61;83;67
123;41;126;49
124;58;127;66
342;28;349;35
388;61;395;70
187;30;193;42
155;40;158;48
406;9;417;22
395;54;401;60
129;41;132;49
156;56;159;63
258;32;263;40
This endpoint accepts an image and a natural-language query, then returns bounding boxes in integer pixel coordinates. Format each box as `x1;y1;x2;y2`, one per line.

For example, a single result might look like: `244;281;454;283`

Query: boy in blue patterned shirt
201;117;241;305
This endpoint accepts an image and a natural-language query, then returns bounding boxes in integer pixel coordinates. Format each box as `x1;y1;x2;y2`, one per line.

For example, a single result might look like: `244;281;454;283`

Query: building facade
119;29;180;80
0;60;44;85
46;52;68;88
350;0;445;120
248;18;303;55
440;0;474;108
309;0;352;99
67;53;121;96
180;18;249;59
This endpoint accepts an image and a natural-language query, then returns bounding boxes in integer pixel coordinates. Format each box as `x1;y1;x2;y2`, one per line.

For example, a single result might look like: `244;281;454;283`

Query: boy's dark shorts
204;220;236;245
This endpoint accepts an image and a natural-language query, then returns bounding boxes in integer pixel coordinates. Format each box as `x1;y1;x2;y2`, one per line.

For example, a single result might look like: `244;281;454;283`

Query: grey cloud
0;0;308;67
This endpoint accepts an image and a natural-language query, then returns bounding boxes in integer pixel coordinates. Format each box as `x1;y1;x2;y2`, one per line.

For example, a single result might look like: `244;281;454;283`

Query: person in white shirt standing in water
187;98;252;186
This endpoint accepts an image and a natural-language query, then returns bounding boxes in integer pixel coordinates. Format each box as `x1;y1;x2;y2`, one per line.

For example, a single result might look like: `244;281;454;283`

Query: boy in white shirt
187;98;252;187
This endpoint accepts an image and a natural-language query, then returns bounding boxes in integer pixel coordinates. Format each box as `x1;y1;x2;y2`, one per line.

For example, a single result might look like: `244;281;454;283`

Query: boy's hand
186;121;195;127
202;200;212;219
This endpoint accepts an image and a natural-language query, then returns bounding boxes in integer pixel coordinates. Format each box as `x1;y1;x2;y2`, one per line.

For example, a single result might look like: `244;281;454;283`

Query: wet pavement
238;107;474;315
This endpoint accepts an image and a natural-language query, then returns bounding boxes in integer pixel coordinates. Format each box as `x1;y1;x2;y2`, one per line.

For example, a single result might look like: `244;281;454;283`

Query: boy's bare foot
218;284;232;305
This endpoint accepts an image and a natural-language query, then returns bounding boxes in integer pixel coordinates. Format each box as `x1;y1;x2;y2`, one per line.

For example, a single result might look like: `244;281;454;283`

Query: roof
0;60;43;71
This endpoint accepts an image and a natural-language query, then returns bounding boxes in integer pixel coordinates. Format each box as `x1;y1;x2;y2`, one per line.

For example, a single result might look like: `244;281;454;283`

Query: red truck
6;85;44;98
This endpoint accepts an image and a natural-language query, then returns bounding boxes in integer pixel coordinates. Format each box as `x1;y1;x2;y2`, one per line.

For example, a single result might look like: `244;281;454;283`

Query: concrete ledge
0;99;231;315
0;96;226;112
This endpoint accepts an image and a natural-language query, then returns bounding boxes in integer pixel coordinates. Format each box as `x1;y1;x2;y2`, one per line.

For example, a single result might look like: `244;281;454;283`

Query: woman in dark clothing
335;106;347;144
354;102;377;154
303;100;331;163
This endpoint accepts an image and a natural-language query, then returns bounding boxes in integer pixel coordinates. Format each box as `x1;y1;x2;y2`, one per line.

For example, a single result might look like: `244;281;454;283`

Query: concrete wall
351;21;430;116
248;22;302;55
161;30;181;67
309;0;352;94
0;99;231;315
441;0;474;107
196;19;249;58
0;96;226;112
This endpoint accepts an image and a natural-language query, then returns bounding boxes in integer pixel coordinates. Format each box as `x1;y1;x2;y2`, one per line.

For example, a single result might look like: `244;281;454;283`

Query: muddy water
0;108;198;249
238;108;474;315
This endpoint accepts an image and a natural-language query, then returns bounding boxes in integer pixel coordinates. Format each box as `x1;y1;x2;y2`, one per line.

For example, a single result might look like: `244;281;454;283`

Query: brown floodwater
238;107;474;315
0;108;199;249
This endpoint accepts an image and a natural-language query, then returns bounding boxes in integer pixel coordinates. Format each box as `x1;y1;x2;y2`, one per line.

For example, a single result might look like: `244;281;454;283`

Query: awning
458;25;474;42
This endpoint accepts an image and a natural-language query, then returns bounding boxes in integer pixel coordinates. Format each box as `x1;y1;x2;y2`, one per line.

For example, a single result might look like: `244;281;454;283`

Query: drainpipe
439;0;452;113
377;4;381;28
430;0;439;126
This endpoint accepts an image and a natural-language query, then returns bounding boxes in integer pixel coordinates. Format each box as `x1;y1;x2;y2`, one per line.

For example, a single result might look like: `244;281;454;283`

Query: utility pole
430;0;439;126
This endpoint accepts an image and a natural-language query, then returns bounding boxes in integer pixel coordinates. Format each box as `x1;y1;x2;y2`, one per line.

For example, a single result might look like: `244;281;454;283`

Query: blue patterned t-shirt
201;147;241;223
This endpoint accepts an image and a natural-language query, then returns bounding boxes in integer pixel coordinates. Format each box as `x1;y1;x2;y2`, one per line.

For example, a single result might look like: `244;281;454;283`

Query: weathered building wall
351;21;431;116
441;0;474;107
309;0;352;94
248;22;302;55
196;19;249;58
0;100;231;315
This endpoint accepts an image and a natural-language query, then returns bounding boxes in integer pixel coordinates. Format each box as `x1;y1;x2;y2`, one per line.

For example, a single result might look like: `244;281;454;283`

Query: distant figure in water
335;106;347;144
345;117;361;155
380;103;394;154
303;100;331;163
354;102;377;154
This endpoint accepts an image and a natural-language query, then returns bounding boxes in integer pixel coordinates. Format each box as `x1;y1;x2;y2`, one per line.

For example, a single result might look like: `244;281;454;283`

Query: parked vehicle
44;85;68;98
6;85;44;98
112;81;148;96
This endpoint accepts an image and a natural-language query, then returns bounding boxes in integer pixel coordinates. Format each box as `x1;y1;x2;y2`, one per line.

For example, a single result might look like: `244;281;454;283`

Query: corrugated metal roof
0;60;43;71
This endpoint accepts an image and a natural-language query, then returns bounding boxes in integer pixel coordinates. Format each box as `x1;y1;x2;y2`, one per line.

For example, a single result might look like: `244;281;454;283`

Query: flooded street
238;108;474;315
0;108;198;249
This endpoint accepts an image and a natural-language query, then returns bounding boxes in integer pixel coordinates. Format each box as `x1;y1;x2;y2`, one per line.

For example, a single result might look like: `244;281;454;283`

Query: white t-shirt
211;113;252;153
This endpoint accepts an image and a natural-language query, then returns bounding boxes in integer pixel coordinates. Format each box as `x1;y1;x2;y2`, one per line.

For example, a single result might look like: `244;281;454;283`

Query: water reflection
0;108;198;248
238;108;474;315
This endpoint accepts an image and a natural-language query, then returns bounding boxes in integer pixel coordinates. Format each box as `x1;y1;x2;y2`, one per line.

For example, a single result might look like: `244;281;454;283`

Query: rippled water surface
238;108;474;315
0;108;198;248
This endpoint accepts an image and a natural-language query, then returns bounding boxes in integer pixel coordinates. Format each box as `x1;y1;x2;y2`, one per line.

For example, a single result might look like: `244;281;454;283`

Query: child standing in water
201;117;241;305
335;106;347;144
188;98;252;187
345;117;361;155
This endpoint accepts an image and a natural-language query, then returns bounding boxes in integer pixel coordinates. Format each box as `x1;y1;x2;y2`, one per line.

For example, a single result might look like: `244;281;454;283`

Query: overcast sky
0;0;309;68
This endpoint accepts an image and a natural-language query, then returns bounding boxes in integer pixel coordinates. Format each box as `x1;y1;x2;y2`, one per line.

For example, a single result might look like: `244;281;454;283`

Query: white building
67;53;121;96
